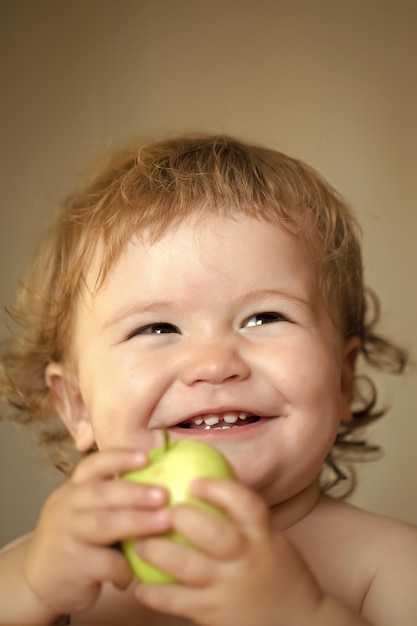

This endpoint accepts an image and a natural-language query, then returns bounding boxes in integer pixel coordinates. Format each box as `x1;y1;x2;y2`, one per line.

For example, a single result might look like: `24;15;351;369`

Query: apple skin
121;437;236;584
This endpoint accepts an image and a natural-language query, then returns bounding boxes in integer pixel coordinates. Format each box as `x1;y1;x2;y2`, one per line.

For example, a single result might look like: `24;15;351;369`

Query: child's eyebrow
101;289;313;332
235;289;313;311
101;301;182;332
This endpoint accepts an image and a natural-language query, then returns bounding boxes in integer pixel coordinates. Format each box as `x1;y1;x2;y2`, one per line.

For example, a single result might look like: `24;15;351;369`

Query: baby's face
65;215;357;504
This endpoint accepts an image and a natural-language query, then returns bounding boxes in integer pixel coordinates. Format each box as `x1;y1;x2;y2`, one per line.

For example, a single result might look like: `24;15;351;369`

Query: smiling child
1;135;416;625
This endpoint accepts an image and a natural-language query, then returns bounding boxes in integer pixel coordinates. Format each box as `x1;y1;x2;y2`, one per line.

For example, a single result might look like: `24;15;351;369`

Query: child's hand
133;479;323;626
23;449;171;617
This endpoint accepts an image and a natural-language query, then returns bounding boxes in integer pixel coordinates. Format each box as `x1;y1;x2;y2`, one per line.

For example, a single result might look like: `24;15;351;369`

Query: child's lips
156;400;287;434
178;411;261;430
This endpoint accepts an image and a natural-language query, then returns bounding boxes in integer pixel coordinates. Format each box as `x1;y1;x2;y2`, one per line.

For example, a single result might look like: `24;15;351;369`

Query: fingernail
148;486;167;502
131;452;147;464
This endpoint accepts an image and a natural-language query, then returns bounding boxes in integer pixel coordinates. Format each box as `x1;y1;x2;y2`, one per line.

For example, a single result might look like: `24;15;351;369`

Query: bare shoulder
321;495;417;558
319;494;417;537
0;532;32;553
342;502;417;625
289;496;417;625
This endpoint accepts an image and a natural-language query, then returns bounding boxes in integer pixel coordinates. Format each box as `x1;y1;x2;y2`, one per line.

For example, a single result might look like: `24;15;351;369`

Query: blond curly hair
0;134;407;489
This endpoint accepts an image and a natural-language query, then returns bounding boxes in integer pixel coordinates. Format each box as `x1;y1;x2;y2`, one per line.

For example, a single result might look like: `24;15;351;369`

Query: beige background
1;0;416;546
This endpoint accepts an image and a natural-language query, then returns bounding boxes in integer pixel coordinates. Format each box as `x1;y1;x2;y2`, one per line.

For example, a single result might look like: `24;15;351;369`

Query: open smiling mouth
178;411;261;430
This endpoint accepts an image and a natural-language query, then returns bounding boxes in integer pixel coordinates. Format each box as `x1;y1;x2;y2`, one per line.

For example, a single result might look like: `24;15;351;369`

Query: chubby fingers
190;477;272;540
130;493;247;588
44;449;173;547
131;479;269;587
71;448;148;483
135;536;215;587
69;506;172;547
71;477;168;511
139;479;270;566
168;502;246;560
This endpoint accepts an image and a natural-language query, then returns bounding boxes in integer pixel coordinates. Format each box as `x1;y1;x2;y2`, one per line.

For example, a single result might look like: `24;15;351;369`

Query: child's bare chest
70;584;195;626
72;609;193;626
72;608;194;626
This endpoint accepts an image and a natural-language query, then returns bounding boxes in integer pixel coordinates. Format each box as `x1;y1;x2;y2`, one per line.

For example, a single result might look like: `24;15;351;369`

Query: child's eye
244;312;289;328
128;323;180;338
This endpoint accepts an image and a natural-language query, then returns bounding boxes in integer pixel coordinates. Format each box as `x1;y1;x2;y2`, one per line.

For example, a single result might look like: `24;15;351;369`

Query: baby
1;134;416;625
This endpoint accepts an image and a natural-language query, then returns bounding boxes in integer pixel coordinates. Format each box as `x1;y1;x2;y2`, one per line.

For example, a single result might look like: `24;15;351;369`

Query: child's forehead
89;211;309;276
80;213;322;310
83;215;317;306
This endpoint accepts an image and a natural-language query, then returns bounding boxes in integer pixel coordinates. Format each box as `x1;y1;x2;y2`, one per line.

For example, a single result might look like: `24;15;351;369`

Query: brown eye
128;323;180;338
244;312;289;328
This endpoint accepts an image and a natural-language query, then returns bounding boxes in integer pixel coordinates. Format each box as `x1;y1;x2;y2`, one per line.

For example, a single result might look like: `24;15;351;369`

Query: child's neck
270;480;322;531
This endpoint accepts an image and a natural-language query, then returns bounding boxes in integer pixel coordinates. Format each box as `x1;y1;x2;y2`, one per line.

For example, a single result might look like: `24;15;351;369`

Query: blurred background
1;0;416;546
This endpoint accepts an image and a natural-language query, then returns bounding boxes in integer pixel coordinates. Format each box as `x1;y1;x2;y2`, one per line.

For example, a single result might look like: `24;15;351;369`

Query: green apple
121;434;236;584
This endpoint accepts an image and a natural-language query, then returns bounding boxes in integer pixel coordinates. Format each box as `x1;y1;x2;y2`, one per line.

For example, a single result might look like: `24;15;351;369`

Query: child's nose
180;340;250;386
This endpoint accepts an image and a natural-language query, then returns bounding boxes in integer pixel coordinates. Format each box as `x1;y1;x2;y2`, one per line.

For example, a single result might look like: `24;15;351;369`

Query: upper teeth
190;412;249;427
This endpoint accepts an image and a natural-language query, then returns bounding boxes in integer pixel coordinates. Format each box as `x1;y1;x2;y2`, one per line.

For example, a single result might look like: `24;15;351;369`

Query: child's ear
45;363;94;452
340;336;361;424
